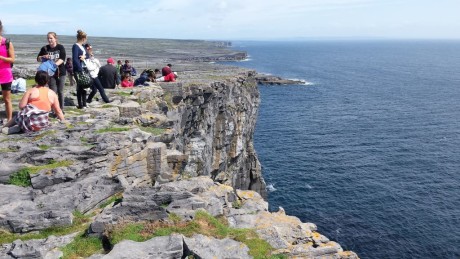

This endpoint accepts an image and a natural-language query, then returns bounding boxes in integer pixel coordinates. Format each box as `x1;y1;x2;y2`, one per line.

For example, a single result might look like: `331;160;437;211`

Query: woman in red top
120;74;134;88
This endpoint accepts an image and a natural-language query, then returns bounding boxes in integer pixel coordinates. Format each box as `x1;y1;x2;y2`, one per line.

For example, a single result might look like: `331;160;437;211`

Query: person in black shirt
37;32;66;111
98;57;118;89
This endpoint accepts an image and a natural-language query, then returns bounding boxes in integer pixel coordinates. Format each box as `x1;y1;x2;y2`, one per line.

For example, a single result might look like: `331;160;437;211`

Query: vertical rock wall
170;71;267;198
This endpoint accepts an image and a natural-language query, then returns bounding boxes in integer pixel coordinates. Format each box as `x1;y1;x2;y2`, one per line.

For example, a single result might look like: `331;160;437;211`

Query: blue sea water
222;40;460;259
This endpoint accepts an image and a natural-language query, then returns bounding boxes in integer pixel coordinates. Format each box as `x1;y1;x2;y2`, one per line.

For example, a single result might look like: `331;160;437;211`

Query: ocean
222;40;460;259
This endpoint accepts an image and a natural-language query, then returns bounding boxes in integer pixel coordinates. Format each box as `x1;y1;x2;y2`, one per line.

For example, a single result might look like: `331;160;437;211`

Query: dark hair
167;64;172;67
0;20;3;33
35;70;49;86
147;71;156;78
154;68;160;73
125;60;129;63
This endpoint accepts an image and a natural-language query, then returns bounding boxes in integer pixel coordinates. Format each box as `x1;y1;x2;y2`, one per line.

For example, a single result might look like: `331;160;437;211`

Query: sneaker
2;125;21;135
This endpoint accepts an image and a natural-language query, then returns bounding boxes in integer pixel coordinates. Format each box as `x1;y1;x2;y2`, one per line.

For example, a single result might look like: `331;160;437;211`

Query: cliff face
170;72;267;197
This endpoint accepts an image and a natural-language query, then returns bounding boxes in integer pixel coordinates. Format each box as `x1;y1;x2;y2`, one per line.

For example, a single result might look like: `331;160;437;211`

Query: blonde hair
47;32;58;42
76;29;87;41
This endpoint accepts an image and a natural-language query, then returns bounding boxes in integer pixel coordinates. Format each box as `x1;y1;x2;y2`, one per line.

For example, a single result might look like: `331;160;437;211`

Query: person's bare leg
2;90;13;121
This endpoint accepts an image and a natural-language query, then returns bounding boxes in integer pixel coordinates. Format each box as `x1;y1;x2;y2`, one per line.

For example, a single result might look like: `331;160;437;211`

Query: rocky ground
0;39;357;259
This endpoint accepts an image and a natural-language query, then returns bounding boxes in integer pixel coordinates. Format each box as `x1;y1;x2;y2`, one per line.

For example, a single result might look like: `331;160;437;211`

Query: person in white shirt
84;43;110;103
11;73;26;93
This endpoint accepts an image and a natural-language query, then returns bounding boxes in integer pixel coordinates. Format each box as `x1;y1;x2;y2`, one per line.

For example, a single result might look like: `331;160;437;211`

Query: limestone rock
99;234;183;259
0;233;78;259
184;234;252;259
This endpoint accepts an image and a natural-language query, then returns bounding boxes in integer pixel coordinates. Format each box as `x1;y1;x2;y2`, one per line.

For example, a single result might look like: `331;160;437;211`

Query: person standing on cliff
37;32;67;111
72;29;88;109
65;58;75;86
84;43;111;104
0;20;15;124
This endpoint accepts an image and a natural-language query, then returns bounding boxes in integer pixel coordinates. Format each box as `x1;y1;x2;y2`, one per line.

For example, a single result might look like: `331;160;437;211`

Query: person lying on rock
2;70;66;134
156;71;177;82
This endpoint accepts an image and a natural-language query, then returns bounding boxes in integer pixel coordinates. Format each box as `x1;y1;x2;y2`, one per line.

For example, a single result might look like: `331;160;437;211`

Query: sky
1;0;460;40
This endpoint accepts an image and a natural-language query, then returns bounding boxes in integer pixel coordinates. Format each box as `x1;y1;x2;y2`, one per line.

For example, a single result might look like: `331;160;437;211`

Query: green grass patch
99;193;123;209
115;91;133;97
8;168;31;187
232;200;242;209
61;234;103;259
0;211;93;245
107;210;278;258
31;130;57;141
163;92;173;108
95;126;130;134
26;78;35;88
64;107;87;116
8;159;73;187
38;144;51;150
139;126;166;136
10;94;23;101
101;104;114;108
0;147;18;153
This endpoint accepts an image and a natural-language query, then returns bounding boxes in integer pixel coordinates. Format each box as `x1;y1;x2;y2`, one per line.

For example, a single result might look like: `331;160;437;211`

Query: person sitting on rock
120;73;133;88
2;70;66;134
121;60;137;76
98;57;118;89
11;73;26;94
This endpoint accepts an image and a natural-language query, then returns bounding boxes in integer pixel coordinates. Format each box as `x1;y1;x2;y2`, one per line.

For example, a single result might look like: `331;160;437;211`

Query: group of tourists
0;20;178;135
123;64;177;88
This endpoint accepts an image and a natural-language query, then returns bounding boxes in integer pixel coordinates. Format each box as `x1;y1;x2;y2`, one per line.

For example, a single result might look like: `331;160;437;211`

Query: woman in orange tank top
2;71;66;133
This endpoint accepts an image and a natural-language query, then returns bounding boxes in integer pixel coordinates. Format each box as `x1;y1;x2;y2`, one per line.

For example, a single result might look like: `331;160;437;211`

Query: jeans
49;75;66;110
87;77;110;103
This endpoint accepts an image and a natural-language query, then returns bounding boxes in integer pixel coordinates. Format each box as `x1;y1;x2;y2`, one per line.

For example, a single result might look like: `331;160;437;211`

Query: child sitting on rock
120;74;134;88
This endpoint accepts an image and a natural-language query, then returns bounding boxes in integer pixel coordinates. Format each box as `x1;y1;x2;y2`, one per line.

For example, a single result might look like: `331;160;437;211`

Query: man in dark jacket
98;58;118;89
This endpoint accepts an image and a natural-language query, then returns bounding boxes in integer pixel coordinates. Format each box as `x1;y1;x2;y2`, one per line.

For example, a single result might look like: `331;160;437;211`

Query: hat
107;57;115;64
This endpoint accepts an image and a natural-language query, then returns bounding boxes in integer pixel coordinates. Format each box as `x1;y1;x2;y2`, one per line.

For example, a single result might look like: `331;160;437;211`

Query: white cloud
1;0;460;39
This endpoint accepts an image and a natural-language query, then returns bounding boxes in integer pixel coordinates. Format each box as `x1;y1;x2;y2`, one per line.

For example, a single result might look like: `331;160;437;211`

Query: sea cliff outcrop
0;40;357;258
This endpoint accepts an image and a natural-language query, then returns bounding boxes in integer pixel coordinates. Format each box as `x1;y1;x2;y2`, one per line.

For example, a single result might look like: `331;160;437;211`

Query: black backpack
4;38;13;68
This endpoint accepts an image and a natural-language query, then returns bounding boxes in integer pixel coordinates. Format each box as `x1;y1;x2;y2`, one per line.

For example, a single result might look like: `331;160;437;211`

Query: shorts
1;82;12;91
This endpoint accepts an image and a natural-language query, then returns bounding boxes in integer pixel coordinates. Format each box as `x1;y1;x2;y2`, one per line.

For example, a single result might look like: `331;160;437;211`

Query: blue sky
2;0;460;40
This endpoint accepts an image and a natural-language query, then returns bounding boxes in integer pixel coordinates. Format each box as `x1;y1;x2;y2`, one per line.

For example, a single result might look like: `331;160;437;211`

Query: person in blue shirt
71;29;88;109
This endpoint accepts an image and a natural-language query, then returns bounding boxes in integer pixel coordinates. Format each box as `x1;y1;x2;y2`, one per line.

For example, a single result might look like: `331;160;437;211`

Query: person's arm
50;92;65;121
72;44;83;72
18;89;32;109
37;46;48;62
0;42;15;64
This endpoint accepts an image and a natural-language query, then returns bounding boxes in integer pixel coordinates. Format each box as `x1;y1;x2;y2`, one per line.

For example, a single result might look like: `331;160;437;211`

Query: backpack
38;60;58;76
4;38;13;68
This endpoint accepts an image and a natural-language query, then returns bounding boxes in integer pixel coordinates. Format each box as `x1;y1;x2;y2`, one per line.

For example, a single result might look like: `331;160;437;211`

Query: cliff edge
0;40;357;258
